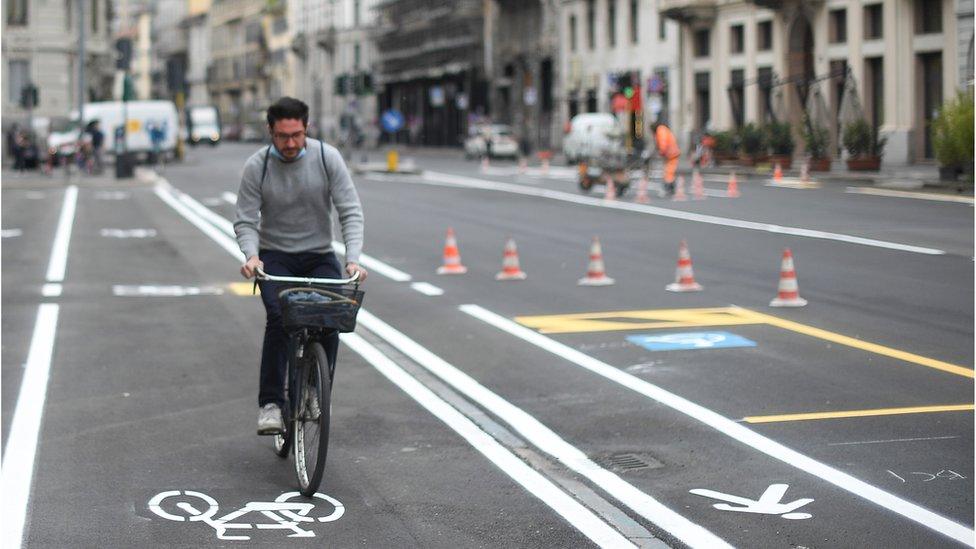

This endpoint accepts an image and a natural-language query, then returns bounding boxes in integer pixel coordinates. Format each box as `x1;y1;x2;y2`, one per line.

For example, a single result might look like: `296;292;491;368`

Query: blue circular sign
381;109;404;133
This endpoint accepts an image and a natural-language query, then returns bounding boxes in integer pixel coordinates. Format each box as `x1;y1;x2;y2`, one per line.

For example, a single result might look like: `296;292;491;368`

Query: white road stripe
41;283;63;297
410;282;444;296
154;182;245;262
418;171;945;255
357;310;732;549
845;186;975;204
1;304;60;548
45;185;78;282
341;333;637;549
460;304;975;547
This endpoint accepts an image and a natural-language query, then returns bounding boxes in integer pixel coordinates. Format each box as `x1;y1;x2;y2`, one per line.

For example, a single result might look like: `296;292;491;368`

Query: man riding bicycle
235;97;368;435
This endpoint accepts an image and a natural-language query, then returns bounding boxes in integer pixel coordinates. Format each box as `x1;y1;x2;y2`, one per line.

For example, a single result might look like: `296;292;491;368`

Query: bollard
386;149;399;172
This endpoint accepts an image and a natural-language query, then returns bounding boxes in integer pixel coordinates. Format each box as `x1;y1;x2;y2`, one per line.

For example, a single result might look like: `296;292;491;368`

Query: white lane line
153;181;245;262
152;179;715;546
45;185;79;282
41;283;63;297
827;436;962;447
410;282;444;296
460;304;975;547
221;191;238;205
1;304;60;548
163;180;413;282
845;186;975;204
357;310;731;549
418;171;944;255
341;333;637;549
1;228;23;238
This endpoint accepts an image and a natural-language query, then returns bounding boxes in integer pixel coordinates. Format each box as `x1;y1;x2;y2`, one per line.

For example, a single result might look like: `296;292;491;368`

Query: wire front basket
278;284;365;333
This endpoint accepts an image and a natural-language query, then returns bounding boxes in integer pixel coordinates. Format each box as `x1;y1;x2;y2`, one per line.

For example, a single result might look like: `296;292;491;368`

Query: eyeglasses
272;131;306;142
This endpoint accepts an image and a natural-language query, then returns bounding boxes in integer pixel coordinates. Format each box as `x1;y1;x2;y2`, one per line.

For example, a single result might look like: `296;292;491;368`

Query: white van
48;100;180;160
187;105;221;146
562;113;619;164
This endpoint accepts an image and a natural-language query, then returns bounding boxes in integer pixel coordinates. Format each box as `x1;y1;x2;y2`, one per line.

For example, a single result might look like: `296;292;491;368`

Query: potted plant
766;121;794;170
711;130;739;165
802;116;831;171
843;118;886;171
931;91;974;182
737;123;767;166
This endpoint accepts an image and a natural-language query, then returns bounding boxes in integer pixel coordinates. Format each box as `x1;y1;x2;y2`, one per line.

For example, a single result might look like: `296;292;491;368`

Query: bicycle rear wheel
294;341;332;496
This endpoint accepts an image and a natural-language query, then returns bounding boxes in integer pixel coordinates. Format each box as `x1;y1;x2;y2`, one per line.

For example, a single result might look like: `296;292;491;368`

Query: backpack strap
319;140;330;185
260;145;271;186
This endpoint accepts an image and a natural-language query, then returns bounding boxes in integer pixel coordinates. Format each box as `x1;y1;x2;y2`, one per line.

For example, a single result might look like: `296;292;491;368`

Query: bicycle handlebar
255;266;360;285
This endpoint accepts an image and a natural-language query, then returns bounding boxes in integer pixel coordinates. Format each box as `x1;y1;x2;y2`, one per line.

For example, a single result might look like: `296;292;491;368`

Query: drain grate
601;452;662;472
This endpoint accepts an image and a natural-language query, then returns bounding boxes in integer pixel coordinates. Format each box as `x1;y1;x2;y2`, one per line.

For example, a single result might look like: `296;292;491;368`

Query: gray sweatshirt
234;138;364;264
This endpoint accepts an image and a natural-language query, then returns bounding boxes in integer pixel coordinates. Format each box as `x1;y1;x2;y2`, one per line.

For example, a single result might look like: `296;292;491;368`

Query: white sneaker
257;403;284;435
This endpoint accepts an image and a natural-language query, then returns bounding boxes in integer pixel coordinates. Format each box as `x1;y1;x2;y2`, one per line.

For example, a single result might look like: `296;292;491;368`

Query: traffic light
116;38;133;70
19;84;38;109
618;72;634;99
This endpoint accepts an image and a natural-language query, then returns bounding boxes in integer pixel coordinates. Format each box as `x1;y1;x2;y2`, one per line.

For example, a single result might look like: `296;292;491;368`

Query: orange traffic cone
692;169;706;200
666;240;703;292
634;174;651;204
773;162;783;182
604;175;617;200
672;176;688;201
578;237;615;286
769;248;807;307
727;172;741;198
495;237;527;280
436;227;468;275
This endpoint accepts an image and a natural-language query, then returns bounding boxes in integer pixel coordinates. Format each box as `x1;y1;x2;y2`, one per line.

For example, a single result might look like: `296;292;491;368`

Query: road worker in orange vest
653;122;681;196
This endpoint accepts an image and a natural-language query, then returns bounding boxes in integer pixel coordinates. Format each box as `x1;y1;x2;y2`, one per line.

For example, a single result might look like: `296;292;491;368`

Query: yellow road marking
515;307;759;334
743;404;975;424
732;308;975;379
227;282;260;296
514;306;974;379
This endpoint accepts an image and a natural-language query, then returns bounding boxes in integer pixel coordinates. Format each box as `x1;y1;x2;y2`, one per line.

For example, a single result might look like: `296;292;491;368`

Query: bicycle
255;267;364;497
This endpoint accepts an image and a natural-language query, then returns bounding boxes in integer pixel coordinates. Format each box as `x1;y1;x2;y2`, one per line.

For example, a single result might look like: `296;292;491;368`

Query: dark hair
266;97;309;127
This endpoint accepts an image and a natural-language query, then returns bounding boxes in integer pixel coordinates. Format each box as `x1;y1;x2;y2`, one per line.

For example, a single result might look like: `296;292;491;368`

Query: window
829;9;846;43
659;16;666;40
864;4;883;39
6;0;27;25
757;20;772;50
693;28;710;57
694;71;710;130
729;24;744;54
865;57;884;128
586;0;595;50
91;0;98;32
569;14;577;52
353;0;360;27
607;0;616;47
629;0;638;44
354;43;361;68
757;67;773;123
915;0;942;34
729;69;745;128
8;60;29;103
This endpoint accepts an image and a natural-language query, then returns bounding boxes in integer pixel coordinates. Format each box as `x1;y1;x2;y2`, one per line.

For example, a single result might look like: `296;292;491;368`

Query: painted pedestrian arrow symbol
690;484;814;519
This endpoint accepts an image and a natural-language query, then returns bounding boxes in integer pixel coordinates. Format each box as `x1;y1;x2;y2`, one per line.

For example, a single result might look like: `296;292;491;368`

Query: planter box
808;157;832;172
768;154;793;170
847;156;881;171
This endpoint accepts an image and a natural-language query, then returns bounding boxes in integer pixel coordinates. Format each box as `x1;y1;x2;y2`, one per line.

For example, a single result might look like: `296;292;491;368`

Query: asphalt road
2;142;973;548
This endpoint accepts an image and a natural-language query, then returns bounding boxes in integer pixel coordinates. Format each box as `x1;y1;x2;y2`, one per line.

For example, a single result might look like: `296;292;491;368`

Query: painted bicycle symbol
148;490;344;540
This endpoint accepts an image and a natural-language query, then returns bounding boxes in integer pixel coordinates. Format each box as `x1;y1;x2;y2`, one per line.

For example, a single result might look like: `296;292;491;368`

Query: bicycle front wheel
294;341;332;496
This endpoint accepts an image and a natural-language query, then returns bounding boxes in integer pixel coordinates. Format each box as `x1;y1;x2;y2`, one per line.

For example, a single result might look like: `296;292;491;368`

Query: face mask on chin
270;144;306;162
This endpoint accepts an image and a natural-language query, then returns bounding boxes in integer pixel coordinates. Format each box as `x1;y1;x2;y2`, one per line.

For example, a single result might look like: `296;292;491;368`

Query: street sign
626;331;756;351
381;109;404;133
690;484;814;519
429;86;445;107
648;74;665;94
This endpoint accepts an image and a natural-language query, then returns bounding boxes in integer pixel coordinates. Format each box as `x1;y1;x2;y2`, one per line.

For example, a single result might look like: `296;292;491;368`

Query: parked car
464;124;519;159
186;105;221;146
562;113;619;164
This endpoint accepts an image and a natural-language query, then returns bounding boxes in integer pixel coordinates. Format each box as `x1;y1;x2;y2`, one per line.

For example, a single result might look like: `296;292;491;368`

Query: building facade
208;0;271;139
560;0;682;150
2;0;114;132
661;0;965;165
185;0;213;107
373;0;490;147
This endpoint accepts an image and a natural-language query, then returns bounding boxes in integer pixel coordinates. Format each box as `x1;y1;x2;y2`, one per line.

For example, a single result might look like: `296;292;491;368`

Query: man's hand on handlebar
241;255;264;279
346;262;368;283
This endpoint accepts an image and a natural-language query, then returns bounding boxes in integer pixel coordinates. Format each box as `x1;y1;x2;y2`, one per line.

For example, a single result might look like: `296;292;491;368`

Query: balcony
659;0;717;24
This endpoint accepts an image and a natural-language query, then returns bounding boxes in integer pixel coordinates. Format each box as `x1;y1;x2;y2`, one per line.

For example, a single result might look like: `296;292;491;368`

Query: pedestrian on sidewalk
654;122;681;196
86;120;105;174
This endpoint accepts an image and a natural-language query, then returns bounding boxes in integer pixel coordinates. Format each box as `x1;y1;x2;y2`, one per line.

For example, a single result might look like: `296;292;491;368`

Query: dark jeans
257;249;342;408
